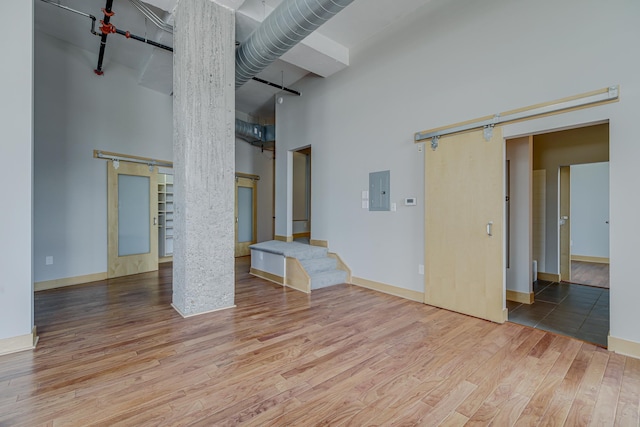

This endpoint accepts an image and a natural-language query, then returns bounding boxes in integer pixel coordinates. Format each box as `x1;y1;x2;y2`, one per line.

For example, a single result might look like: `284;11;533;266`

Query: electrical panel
369;170;390;211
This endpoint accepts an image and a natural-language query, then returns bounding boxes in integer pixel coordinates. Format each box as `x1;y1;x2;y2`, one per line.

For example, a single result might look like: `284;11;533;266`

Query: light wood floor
1;258;639;426
570;261;610;289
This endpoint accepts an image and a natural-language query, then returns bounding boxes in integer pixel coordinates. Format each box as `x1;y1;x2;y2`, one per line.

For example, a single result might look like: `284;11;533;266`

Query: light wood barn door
107;161;158;278
235;177;257;257
424;128;506;323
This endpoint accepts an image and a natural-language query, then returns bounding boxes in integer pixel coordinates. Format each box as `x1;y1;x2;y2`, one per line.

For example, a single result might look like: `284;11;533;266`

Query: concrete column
0;1;36;354
172;0;235;316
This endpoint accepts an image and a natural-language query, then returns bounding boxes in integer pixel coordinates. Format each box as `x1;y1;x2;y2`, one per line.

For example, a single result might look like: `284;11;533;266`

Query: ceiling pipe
40;0;100;36
127;0;173;34
94;0;115;76
235;0;355;89
114;29;173;52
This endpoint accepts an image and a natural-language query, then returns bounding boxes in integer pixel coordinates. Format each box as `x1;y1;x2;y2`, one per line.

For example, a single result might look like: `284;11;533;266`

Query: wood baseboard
309;239;328;248
608;335;640;359
506;290;535;304
35;272;108;292
274;235;293;243
352;277;423;303
571;255;610;264
292;232;310;239
537;272;561;282
0;327;38;356
250;267;284;286
159;256;173;264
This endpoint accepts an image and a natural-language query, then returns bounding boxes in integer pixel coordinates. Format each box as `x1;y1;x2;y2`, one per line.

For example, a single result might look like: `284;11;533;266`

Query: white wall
0;1;34;342
34;31;173;283
276;0;640;345
571;162;610;258
235;139;274;243
506;138;531;295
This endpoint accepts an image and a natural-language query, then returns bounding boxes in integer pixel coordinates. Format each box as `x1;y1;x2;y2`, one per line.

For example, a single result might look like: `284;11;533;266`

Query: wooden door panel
107;162;158;278
425;128;505;323
235;177;257;257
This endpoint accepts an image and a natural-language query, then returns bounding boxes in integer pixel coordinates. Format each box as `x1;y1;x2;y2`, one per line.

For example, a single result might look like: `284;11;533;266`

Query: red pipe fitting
100;21;116;35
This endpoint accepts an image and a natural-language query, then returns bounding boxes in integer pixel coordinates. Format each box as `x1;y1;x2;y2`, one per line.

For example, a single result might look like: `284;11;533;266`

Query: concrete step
310;269;348;290
300;257;337;274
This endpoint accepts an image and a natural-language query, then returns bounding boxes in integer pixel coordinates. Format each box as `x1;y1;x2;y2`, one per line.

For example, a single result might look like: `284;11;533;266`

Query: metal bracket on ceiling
431;136;440;151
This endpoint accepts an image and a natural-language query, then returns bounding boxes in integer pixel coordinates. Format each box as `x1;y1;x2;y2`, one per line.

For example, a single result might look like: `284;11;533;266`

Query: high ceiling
35;0;430;119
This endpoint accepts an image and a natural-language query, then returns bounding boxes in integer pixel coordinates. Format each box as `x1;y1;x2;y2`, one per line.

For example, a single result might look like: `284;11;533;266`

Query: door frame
291;146;311;241
559;165;571;281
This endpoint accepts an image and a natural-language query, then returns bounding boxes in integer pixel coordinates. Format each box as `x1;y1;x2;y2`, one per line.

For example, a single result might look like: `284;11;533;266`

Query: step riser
300;258;338;274
310;270;348;290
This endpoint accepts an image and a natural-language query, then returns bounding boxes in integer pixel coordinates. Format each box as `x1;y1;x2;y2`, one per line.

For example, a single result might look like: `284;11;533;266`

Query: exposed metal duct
235;119;276;150
235;0;355;89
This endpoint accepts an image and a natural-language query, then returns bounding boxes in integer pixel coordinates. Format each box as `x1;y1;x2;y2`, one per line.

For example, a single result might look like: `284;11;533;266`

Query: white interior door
425;128;506;323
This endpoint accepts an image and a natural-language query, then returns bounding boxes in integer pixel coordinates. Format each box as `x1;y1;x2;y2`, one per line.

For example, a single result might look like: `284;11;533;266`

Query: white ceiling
35;0;429;119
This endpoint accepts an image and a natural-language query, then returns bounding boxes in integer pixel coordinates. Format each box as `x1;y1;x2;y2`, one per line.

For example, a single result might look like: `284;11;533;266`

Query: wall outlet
45;256;53;265
391;202;397;212
418;264;424;275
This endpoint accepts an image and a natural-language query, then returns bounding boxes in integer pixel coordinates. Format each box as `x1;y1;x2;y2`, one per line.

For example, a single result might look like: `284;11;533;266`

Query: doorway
107;161;159;278
235;175;257;257
507;123;610;347
562;162;610;288
292;147;311;243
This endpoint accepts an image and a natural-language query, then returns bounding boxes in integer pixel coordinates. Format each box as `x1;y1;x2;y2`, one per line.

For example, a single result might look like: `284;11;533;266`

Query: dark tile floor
507;280;609;347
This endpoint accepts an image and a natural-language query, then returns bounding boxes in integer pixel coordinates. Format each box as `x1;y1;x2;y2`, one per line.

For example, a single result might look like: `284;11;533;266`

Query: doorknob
486;221;493;236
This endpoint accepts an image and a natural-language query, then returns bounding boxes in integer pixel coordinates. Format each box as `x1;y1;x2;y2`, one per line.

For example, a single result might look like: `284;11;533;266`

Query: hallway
508;280;609;347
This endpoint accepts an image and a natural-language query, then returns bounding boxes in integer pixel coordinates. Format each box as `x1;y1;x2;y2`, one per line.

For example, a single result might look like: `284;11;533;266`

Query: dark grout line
509;281;609;347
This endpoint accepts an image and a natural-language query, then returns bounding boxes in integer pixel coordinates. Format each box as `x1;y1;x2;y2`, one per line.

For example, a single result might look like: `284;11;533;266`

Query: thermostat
404;197;417;206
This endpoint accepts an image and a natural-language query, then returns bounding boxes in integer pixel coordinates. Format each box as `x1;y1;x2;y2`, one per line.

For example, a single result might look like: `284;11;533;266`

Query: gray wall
276;0;640;345
1;1;34;342
34;31;173;283
34;31;274;283
235;139;275;243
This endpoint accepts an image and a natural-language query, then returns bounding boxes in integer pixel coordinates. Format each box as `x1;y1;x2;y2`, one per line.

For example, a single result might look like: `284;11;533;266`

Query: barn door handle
486;221;493;236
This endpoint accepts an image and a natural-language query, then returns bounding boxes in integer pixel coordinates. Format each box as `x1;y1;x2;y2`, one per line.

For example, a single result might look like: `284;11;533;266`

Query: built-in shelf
158;173;174;258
